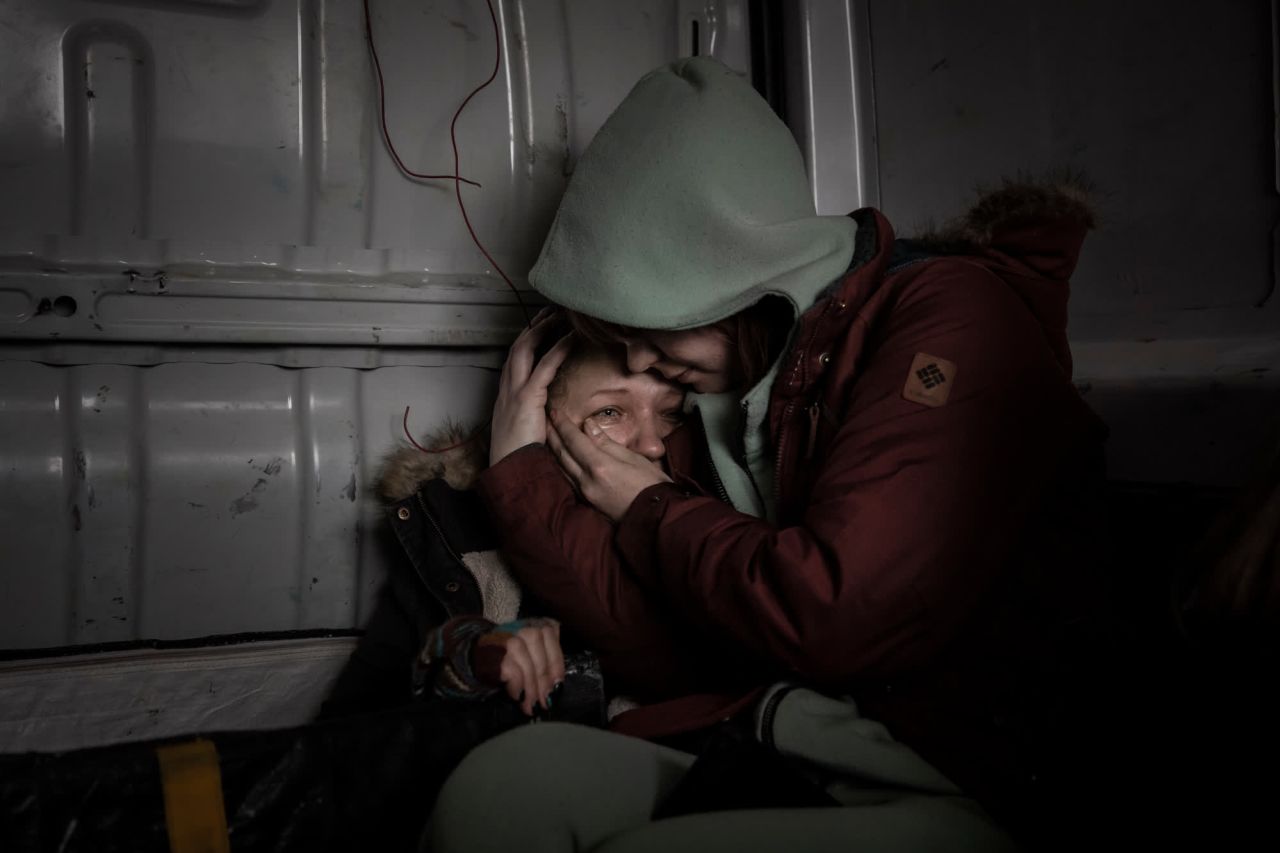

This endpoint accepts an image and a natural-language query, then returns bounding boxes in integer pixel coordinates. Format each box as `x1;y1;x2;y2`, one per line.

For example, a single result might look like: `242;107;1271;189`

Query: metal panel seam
130;366;148;636
61;370;82;645
295;370;313;630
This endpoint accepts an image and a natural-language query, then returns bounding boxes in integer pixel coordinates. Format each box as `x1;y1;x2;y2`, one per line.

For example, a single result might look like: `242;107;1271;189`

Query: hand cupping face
546;409;672;522
490;315;684;518
548;349;685;466
488;309;573;467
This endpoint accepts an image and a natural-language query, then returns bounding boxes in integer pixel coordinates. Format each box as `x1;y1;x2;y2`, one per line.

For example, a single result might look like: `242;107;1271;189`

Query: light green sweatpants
426;723;1017;853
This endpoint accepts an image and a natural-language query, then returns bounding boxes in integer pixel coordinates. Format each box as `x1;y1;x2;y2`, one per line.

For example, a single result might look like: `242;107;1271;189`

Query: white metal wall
12;0;1272;656
0;354;502;649
0;0;752;649
0;0;748;283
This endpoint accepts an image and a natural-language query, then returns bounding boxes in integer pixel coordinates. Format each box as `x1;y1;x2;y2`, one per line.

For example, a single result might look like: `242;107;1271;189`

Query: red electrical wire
402;406;488;455
443;0;533;327
362;0;532;328
366;0;536;453
362;0;480;187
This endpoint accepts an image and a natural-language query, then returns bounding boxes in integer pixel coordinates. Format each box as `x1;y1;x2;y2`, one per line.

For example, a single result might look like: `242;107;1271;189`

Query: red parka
477;182;1107;822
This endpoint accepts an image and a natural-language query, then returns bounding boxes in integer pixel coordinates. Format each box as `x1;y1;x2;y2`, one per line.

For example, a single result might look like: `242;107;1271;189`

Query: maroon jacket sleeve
475;445;712;699
613;260;1096;685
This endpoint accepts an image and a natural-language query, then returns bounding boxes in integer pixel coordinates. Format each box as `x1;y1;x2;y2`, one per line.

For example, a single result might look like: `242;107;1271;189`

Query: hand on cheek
488;313;572;467
548;409;671;521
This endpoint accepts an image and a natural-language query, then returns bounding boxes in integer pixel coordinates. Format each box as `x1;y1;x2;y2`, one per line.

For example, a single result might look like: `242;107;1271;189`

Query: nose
629;417;667;463
624;340;659;375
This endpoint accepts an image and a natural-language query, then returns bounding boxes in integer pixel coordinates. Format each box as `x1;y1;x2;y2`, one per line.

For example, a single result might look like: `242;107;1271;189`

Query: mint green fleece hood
529;57;858;518
528;57;856;333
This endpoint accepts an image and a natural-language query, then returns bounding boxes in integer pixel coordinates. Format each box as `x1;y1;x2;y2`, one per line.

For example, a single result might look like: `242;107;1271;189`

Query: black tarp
0;670;604;853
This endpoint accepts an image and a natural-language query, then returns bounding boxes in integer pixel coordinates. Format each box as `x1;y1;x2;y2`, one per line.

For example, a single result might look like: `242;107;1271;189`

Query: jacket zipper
804;402;821;461
772;400;798;510
708;450;732;506
774;296;833;506
694;410;732;505
413;491;468;614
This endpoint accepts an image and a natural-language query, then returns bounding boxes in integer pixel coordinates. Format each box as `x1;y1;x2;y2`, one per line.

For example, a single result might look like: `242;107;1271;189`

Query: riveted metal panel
0;358;500;648
0;365;74;649
0;0;752;651
0;0;752;344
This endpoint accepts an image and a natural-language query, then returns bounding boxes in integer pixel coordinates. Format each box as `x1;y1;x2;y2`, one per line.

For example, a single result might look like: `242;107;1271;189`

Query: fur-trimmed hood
376;422;524;634
907;174;1096;374
378;422;490;502
909;174;1095;255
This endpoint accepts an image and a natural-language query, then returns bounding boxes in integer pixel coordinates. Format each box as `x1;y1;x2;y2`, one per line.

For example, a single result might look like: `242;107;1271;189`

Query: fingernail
553;680;564;693
544;694;554;710
517;689;525;703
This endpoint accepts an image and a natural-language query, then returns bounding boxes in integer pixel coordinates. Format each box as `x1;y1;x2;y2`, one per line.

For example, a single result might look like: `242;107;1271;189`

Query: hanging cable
366;0;537;453
363;0;479;187
402;406;488;454
362;0;532;327
443;0;533;326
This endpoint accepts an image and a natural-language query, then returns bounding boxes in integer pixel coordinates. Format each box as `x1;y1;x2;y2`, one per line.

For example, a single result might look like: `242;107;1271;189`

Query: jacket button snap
445;581;460;593
834;300;847;311
817;353;831;367
397;507;410;521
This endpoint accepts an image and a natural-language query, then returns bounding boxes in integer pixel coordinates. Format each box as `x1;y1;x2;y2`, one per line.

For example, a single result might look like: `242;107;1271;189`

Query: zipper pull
805;402;821;460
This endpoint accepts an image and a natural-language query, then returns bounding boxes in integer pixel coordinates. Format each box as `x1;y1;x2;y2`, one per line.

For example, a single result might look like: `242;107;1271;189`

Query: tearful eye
593;407;622;420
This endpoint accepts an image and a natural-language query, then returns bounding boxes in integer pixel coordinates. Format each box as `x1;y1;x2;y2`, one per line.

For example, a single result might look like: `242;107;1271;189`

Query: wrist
415;615;498;700
490;437;534;466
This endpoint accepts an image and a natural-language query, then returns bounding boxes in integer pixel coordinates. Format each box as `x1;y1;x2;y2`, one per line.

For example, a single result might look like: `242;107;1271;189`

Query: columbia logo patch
916;363;947;389
903;352;957;407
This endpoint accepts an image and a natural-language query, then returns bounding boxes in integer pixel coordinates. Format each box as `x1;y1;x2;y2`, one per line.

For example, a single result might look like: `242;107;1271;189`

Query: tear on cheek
597;423;629;443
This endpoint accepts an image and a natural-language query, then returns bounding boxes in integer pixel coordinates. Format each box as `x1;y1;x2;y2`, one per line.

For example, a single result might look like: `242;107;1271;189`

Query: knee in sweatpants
429;722;695;853
436;723;575;804
429;723;597;850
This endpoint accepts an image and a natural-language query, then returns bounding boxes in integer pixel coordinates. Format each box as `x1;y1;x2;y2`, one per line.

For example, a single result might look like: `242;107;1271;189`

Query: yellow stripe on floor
156;739;230;853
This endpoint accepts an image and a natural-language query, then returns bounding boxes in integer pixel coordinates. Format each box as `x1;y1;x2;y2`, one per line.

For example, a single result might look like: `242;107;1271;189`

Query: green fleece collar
688;262;838;519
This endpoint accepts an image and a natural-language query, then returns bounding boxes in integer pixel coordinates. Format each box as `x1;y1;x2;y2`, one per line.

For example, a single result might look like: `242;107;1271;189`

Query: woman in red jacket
431;57;1106;852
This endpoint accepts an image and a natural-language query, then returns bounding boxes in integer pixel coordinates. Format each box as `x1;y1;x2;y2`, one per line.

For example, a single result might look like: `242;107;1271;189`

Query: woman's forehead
564;355;682;398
